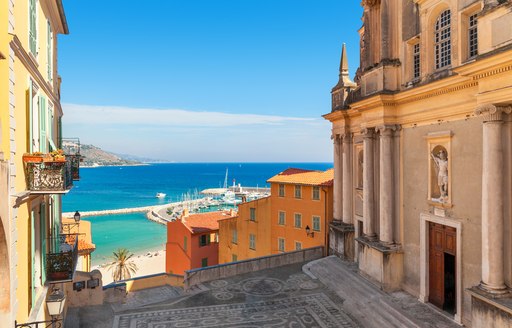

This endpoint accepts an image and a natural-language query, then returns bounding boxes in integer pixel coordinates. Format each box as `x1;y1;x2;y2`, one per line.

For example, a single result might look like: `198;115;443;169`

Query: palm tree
106;248;138;282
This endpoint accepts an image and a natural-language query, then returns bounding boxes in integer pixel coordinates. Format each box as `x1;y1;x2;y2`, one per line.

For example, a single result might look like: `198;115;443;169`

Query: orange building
218;196;271;263
218;168;333;264
166;210;236;275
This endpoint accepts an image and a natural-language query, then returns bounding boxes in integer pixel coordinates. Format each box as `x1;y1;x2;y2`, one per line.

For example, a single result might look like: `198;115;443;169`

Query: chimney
229;209;235;217
181;208;189;222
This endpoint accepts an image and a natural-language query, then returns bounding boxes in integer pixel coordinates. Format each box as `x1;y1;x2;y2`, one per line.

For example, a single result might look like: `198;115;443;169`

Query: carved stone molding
341;132;353;143
376;124;400;136
475;104;512;122
362;0;381;8
360;127;375;138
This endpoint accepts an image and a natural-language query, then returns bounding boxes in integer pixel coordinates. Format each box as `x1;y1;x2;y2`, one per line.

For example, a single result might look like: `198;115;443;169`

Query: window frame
295;241;302;251
312;216;321;232
294;213;302;228
199;234;210;247
183;236;188;251
249;234;256;250
201;257;208;267
278;237;285;252
278;184;285;197
278;211;286;226
232;229;238;244
249;207;256;221
294;185;302;199
468;13;478;59
434;10;452;70
312;186;320;201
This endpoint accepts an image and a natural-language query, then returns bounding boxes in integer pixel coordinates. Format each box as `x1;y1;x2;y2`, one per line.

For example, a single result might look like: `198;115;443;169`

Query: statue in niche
431;148;448;202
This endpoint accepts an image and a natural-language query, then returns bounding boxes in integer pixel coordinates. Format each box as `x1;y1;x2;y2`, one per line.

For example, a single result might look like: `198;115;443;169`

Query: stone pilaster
342;132;353;225
362;128;377;240
475;104;512;293
376;125;397;245
333;134;343;221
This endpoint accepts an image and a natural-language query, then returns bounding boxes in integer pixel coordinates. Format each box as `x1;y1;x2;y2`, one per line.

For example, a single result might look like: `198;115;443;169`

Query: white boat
156;193;166;198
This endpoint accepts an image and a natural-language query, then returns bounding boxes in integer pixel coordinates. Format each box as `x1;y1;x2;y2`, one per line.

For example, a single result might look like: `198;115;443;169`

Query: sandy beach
92;249;167;285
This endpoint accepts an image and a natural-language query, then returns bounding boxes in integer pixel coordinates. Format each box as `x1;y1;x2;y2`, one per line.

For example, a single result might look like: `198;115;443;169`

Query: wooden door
428;223;456;310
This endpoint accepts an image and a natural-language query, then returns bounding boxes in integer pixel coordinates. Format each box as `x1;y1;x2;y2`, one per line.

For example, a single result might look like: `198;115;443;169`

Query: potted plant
44;149;66;163
22;151;44;163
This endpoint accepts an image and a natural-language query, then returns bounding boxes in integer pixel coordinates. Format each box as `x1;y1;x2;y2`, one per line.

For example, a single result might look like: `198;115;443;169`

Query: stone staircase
304;256;459;328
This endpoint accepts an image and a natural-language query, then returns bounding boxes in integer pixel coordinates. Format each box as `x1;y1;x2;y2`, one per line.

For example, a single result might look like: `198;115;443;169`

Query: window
435;10;451;69
295;242;302;251
278;238;285;252
250;207;256;221
232;229;238;244
413;43;420;79
249;234;256;250
294;213;302;228
29;0;37;56
313;216;321;232
278;211;286;225
278;184;285;197
183;236;188;251
294;185;302;199
468;13;478;58
232;254;238;262
199;234;210;247
201;258;208;267
312;186;320;200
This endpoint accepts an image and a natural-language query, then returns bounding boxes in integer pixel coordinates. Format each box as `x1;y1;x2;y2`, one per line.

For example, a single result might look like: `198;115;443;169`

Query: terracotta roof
78;239;96;253
267;168;334;186
181;210;237;234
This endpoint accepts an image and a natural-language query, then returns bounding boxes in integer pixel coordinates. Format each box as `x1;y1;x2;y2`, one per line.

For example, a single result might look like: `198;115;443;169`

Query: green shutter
30;211;36;308
40;203;47;283
29;0;37;55
28;83;33;152
47;21;52;82
39;96;46;152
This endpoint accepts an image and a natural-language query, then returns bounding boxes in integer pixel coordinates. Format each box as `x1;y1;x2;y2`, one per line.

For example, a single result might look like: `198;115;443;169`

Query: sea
62;163;332;265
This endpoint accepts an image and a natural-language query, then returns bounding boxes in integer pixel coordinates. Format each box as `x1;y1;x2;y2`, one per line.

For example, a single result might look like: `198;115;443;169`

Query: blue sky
59;0;363;162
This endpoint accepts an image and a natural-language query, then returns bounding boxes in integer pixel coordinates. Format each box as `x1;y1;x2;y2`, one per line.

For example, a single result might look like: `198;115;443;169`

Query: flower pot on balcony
23;153;44;163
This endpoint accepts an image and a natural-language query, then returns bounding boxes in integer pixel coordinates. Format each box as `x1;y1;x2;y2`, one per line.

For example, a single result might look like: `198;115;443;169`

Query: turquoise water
63;163;332;265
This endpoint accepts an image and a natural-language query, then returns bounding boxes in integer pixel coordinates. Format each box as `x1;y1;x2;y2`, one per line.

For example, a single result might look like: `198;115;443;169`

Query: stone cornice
454;48;512;80
475;104;512;122
9;35;63;117
362;0;381;8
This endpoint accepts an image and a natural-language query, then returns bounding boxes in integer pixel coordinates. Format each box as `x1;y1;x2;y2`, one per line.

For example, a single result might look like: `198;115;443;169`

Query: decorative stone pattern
114;293;359;328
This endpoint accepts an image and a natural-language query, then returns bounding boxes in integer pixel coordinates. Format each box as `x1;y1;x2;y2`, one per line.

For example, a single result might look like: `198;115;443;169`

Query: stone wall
184;246;323;289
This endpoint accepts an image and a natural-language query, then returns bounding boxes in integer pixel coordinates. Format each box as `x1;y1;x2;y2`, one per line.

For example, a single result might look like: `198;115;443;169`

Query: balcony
62;138;82;181
46;233;79;283
25;159;73;194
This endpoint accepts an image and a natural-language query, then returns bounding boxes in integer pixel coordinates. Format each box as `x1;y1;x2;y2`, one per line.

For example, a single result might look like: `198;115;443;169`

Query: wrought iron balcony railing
46;233;79;283
26;160;73;193
62;137;81;181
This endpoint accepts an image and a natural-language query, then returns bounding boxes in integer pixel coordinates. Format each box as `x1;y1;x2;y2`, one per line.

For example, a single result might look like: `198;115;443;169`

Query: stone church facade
324;0;512;326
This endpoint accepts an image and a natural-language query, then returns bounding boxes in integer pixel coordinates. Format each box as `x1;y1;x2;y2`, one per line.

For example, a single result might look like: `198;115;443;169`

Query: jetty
62;198;208;225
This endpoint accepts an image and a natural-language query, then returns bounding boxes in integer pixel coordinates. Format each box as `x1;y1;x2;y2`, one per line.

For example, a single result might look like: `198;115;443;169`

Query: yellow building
218;196;271;263
0;0;77;326
219;168;333;264
325;1;512;326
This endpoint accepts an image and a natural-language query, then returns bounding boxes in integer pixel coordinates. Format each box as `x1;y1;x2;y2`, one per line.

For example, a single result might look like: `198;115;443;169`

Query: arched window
435;10;451;69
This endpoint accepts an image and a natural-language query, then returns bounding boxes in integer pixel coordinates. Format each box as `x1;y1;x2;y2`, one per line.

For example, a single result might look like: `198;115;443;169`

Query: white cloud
62;103;333;162
63;103;316;127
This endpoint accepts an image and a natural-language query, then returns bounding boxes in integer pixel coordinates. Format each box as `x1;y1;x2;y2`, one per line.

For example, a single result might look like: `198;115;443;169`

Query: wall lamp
73;211;81;223
305;225;314;238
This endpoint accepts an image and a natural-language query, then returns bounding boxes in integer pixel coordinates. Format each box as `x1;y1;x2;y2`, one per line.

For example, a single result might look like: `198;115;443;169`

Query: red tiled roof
182;210;237;234
267;168;334;186
78;239;96;252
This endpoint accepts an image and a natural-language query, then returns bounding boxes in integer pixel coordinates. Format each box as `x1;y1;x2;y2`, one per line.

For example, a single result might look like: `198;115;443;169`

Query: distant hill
62;142;143;167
